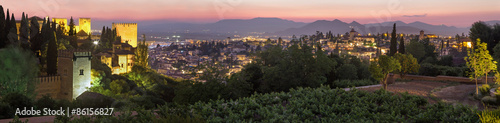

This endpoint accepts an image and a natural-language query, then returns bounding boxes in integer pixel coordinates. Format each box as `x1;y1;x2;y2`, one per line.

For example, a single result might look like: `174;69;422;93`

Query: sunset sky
2;0;499;27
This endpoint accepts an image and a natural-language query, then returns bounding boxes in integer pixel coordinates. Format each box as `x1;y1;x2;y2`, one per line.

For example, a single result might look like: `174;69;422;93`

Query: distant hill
276;20;469;36
139;17;498;37
140;17;306;34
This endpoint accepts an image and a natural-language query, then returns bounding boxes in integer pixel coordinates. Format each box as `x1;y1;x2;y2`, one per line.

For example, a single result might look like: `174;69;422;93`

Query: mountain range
139;17;500;36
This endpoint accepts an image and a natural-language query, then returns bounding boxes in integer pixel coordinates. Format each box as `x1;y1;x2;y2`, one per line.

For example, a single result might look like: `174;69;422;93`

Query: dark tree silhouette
389;23;397;56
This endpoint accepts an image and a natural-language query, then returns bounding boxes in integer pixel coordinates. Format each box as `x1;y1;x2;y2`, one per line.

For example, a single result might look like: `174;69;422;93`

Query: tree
337;64;358;80
19;13;30;50
398;36;405;54
469;21;493;52
369;55;401;89
465;39;496;94
389;23;398;56
407;39;425;61
0;46;39;97
68;17;76;36
135;34;149;67
110;79;128;94
0;5;5;48
394;53;419;78
46;31;58;75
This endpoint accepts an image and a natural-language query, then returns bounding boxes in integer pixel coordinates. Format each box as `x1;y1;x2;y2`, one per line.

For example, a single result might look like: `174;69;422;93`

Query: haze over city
3;0;500;27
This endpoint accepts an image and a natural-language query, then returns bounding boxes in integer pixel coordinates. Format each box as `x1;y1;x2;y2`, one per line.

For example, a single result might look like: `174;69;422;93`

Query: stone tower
112;23;138;47
79;18;91;34
72;52;92;99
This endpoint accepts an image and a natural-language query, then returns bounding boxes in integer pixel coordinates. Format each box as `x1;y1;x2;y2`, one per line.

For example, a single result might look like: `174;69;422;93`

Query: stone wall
112;23;137;47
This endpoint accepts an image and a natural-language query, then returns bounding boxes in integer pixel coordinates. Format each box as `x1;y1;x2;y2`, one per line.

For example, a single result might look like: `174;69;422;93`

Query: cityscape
0;0;499;122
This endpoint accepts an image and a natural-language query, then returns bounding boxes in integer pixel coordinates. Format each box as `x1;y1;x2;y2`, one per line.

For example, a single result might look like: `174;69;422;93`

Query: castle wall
112;23;137;47
34;76;62;99
79;18;91;34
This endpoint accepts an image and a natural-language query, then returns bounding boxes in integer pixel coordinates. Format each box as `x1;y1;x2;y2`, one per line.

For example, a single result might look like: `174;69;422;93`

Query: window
80;69;84;75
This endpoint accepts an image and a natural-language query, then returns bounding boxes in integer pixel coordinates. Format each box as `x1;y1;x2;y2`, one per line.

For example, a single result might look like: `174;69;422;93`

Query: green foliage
470;21;494;52
257;44;335;92
337;64;358;80
110;79;129;94
418;63;467;77
174;81;231;105
369;55;401;89
394;53;420;78
407;40;425;61
0;46;38;97
135;34;149;67
480;84;492;96
189;86;479;122
9;115;29;123
1;92;33;118
466;39;497;94
479;108;500;123
34;94;57;111
438;55;454;66
331;79;377;88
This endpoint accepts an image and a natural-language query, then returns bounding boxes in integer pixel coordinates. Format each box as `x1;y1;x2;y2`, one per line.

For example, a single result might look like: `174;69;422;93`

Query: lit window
80;69;84;75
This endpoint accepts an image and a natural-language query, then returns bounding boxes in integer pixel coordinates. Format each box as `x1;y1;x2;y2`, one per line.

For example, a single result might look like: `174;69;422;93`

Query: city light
93;41;98;45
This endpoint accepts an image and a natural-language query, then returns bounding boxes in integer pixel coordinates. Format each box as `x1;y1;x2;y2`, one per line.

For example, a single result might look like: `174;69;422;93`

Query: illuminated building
97;41;136;75
52;18;68;32
79;18;91;34
112;23;138;47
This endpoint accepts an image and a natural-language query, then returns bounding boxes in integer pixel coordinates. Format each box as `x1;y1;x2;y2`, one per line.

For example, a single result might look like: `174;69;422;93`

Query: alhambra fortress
18;17;138;100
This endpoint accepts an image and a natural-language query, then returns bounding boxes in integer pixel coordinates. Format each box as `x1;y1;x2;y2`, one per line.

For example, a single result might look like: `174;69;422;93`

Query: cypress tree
8;14;18;45
46;31;57;75
68;17;75;36
398;36;405;54
20;13;30;49
30;16;41;55
0;5;5;48
389;23;397;56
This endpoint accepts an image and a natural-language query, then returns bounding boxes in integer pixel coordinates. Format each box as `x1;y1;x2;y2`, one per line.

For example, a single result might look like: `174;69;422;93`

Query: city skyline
2;0;499;27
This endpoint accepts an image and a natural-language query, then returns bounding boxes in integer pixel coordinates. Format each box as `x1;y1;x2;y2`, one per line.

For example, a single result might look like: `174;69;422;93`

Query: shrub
419;63;440;76
481;96;497;105
0;102;13;119
337;64;358;80
480;84;492;96
1;92;33;118
332;79;377;88
479;108;500;123
34;94;57;111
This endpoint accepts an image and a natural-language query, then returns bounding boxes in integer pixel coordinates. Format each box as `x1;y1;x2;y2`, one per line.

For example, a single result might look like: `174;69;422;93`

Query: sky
1;0;500;28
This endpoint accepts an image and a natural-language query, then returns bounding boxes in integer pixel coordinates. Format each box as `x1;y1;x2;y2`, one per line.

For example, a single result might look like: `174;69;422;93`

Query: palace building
112;23;138;47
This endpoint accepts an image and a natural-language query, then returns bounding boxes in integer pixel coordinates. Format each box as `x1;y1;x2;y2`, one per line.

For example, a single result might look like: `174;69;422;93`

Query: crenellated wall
34;76;62;99
112;23;137;47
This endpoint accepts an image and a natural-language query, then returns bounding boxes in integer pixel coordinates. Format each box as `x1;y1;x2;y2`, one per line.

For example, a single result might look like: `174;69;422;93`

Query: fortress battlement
112;23;137;26
58;49;91;58
36;75;62;84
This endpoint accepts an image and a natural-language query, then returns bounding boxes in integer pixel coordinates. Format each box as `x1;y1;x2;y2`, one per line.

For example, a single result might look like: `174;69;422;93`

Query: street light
93;41;99;45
